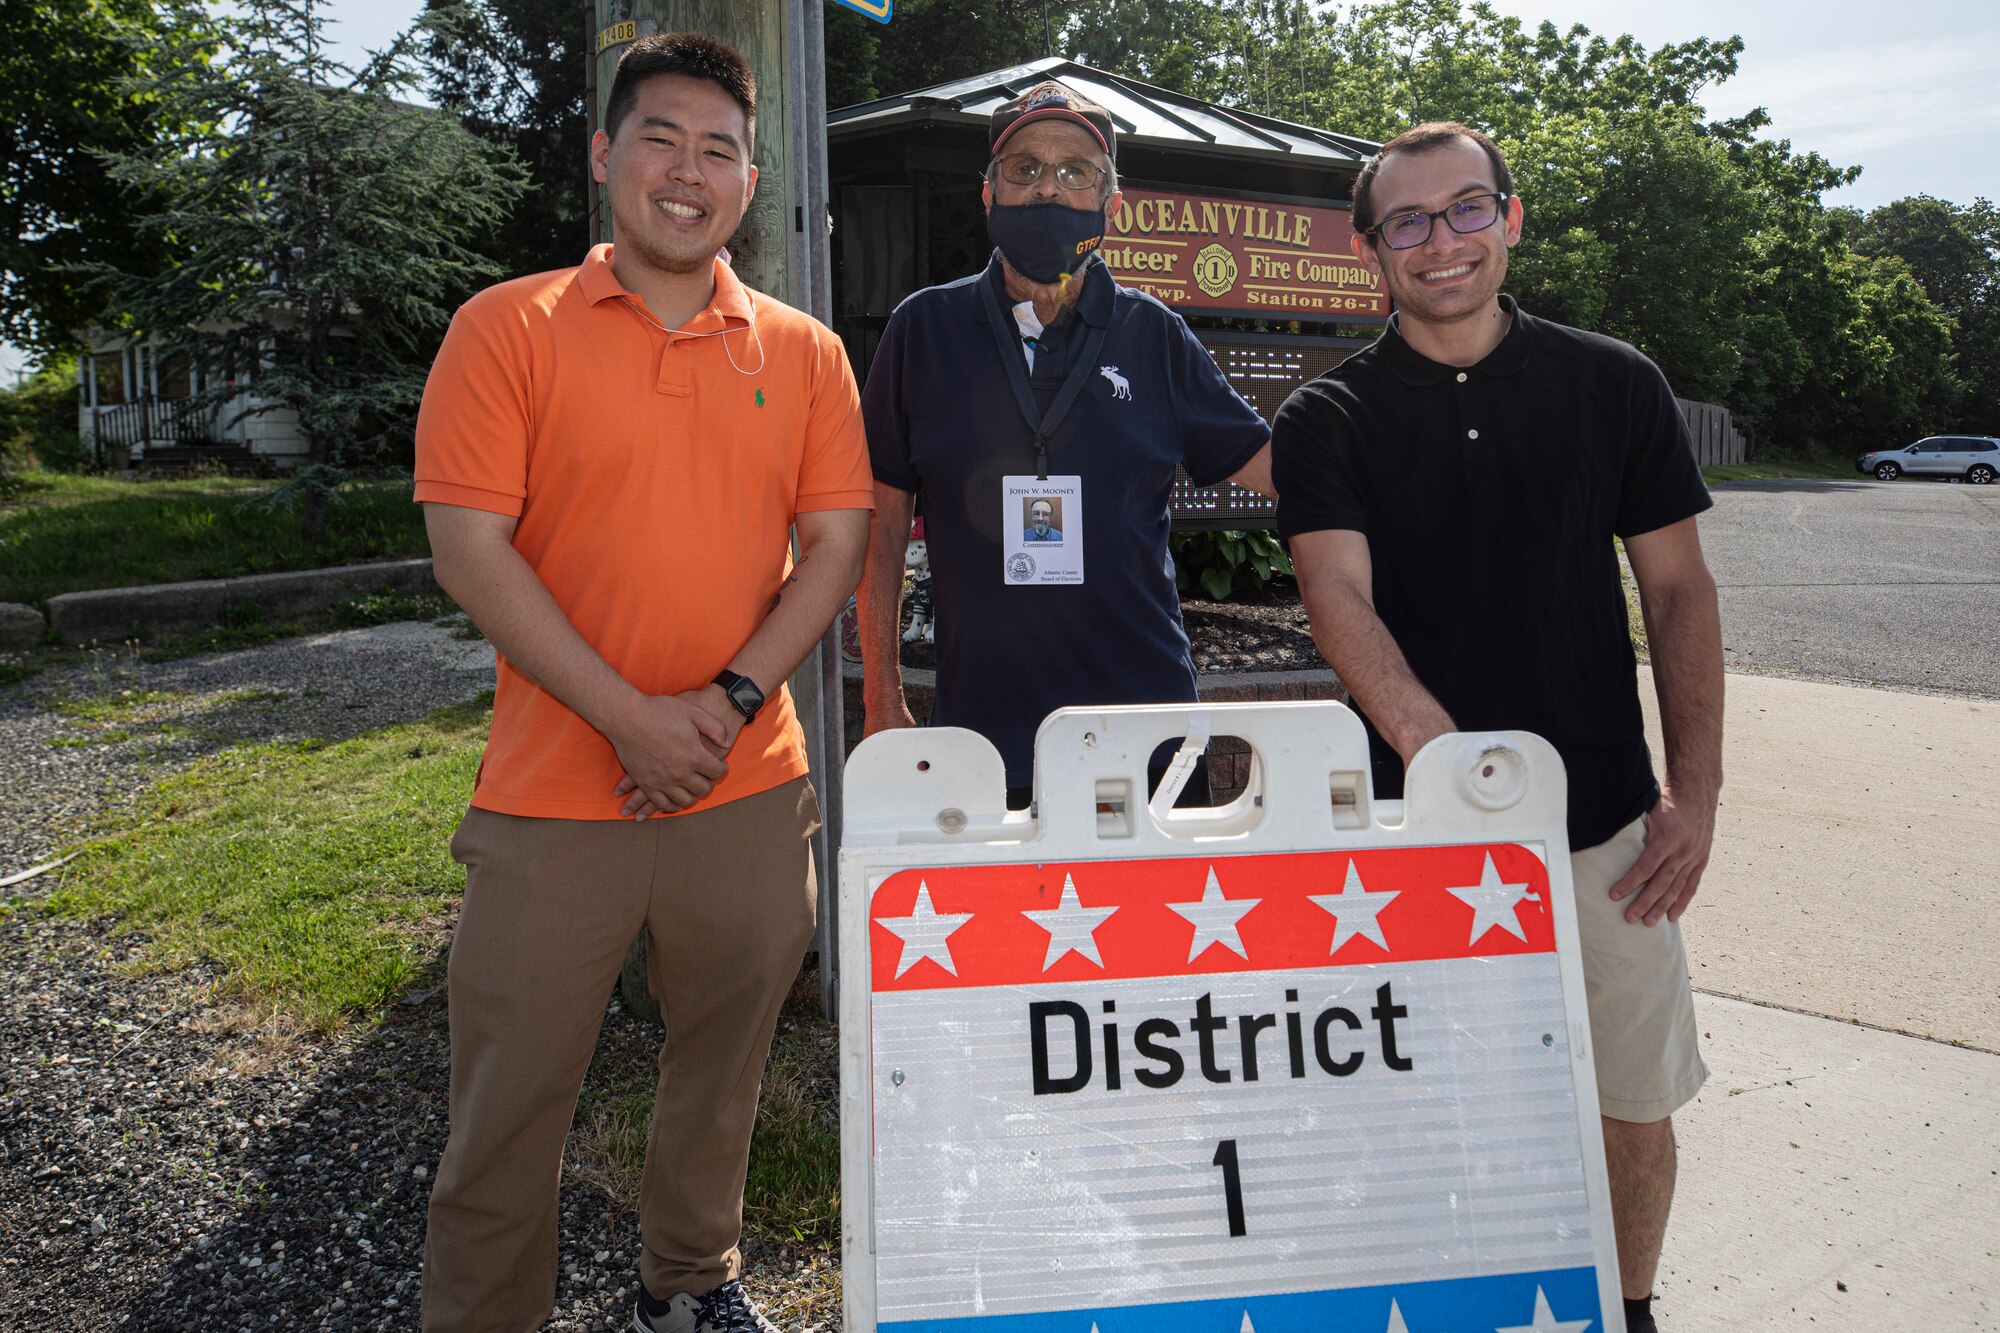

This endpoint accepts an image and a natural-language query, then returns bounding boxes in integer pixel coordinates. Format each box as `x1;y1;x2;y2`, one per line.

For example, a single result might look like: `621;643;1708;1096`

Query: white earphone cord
619;294;766;377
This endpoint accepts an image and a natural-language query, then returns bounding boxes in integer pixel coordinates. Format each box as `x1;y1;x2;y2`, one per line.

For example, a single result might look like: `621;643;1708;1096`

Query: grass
37;688;844;1263
41;695;490;1032
48;687;191;722
40;685;298;750
569;974;842;1246
1700;456;1856;484
0;468;430;604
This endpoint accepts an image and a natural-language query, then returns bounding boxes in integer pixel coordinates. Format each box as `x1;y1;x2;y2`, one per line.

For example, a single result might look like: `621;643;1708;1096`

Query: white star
1165;866;1260;962
1385;1299;1410;1333
876;882;974;978
1444;852;1534;946
1240;1314;1257;1333
1023;874;1119;970
1493;1285;1594;1333
1309;860;1400;955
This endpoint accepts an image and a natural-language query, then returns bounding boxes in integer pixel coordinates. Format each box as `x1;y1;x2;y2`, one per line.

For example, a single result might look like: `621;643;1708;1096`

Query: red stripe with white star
869;844;1554;993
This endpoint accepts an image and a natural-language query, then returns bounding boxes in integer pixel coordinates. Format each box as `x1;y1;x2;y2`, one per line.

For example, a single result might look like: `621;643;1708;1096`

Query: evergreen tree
99;0;526;527
422;0;589;275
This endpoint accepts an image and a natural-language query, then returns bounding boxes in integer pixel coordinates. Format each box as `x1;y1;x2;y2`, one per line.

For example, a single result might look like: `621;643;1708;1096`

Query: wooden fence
1676;397;1747;466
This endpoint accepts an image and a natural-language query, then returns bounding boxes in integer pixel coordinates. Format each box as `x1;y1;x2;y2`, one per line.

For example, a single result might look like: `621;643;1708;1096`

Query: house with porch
75;328;308;472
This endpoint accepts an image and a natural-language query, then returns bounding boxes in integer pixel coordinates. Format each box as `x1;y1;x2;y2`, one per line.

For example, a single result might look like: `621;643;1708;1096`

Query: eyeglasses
993;154;1108;192
1368;192;1509;250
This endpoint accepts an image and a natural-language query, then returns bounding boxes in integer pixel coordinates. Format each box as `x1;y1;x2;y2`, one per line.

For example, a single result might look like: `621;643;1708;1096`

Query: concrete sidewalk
1638;673;1999;1330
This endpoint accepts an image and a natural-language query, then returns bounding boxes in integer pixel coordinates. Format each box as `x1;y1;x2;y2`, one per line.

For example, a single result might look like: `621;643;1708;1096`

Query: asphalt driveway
1699;478;2000;698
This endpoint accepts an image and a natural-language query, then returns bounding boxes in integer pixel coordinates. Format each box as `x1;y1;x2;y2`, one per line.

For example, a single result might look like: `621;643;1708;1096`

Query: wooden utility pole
590;1;846;1016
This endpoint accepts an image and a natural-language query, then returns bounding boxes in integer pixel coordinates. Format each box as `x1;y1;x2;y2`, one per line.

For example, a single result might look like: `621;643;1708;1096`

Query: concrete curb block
0;602;46;651
43;558;443;645
1193;667;1343;703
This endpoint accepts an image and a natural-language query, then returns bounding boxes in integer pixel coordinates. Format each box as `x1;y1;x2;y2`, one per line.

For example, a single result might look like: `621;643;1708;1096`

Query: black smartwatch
711;670;766;722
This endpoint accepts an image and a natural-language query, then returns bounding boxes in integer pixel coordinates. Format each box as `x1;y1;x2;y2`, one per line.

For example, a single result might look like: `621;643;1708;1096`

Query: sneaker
633;1278;782;1333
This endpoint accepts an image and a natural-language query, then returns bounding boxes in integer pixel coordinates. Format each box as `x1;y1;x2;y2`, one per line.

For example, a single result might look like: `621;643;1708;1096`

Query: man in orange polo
412;33;871;1333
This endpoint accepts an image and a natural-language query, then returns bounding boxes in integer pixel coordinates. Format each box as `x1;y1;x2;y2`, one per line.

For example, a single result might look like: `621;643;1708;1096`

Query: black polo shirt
1272;296;1711;850
865;254;1269;787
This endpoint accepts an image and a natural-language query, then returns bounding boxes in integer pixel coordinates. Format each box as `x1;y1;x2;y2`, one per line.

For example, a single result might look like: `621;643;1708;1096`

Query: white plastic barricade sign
838;703;1623;1333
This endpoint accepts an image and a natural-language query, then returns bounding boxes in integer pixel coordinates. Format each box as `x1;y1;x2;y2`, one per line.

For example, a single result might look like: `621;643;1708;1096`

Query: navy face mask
986;201;1108;285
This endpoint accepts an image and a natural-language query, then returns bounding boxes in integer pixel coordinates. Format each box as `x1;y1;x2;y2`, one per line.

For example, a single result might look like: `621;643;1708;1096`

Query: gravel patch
0;620;496;881
0;913;833;1330
1;619;838;1329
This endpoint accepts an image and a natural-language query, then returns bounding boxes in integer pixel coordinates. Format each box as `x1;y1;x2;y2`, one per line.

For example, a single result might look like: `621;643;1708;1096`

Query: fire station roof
828;56;1379;170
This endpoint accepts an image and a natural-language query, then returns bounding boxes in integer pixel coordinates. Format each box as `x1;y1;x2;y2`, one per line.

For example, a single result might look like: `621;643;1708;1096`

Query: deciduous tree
1853;195;2000;428
0;0;207;354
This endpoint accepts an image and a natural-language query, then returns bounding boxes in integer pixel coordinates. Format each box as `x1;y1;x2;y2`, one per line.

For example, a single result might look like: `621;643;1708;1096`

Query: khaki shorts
1571;813;1709;1122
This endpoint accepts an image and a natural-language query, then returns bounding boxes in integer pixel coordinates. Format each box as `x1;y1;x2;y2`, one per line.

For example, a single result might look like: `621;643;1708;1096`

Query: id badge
1002;475;1084;585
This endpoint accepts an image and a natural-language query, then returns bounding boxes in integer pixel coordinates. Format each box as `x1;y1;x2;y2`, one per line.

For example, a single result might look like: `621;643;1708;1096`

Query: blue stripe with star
878;1265;1604;1332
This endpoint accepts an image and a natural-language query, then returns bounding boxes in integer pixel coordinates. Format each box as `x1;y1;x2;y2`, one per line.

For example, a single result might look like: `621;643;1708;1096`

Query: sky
1477;0;2000;213
6;0;1995;379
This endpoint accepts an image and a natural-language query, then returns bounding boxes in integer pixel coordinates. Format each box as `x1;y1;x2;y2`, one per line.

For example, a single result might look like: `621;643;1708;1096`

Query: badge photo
1002;475;1084;585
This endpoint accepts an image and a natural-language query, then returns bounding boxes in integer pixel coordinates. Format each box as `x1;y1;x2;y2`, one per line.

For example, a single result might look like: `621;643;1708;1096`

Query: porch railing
90;396;214;456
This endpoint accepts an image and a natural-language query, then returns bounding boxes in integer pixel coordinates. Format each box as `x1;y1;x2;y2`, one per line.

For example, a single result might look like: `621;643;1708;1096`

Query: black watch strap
712;669;765;722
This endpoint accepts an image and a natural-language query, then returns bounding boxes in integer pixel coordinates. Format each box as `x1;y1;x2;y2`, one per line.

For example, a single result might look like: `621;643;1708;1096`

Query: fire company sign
1099;187;1389;321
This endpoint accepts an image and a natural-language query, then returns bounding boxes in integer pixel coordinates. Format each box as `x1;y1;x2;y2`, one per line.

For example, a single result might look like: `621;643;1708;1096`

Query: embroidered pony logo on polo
1099;366;1131;401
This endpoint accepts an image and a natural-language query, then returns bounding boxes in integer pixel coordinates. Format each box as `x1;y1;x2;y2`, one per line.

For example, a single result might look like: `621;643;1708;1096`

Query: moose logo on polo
862;843;1610;1333
1099;365;1132;400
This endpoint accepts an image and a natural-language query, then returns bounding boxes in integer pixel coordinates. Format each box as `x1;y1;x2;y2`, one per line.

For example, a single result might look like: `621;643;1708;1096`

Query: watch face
726;677;764;719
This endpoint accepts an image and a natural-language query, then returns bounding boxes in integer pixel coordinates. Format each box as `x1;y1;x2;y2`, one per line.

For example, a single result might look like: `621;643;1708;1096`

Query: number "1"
1212;1138;1247;1237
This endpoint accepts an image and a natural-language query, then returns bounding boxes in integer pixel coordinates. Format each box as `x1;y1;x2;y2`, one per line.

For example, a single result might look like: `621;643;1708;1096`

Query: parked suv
1856;436;2000;483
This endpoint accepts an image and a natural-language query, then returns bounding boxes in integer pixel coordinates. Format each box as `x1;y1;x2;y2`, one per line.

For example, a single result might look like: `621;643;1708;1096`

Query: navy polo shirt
864;253;1269;787
1271;297;1712;850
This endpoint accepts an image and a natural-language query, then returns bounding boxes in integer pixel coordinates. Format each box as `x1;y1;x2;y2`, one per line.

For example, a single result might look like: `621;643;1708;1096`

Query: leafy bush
1171;529;1295;601
0;357;85;487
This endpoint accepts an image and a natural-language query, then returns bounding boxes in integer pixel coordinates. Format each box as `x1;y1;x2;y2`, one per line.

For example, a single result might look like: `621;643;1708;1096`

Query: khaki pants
421;778;821;1333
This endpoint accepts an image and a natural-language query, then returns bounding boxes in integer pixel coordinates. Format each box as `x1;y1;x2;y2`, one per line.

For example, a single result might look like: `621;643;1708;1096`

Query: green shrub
0;471;430;604
0;358;87;476
1171;529;1295;601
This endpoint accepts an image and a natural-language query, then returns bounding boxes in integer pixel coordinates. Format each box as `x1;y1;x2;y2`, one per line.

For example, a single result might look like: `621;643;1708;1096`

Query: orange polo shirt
414;246;873;819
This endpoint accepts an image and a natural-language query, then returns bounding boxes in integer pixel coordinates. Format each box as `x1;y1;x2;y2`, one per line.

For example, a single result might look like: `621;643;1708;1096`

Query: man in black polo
1273;122;1723;1333
857;81;1273;807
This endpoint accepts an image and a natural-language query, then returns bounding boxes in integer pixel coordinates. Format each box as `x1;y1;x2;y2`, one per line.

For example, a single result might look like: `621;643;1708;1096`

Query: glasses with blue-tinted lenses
1369;192;1509;250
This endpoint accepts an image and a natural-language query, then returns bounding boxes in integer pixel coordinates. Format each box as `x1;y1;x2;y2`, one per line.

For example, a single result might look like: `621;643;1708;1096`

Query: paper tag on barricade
837;701;1625;1333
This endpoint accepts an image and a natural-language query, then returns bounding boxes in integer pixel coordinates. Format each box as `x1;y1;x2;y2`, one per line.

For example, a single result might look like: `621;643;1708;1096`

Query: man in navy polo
857;81;1273;807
